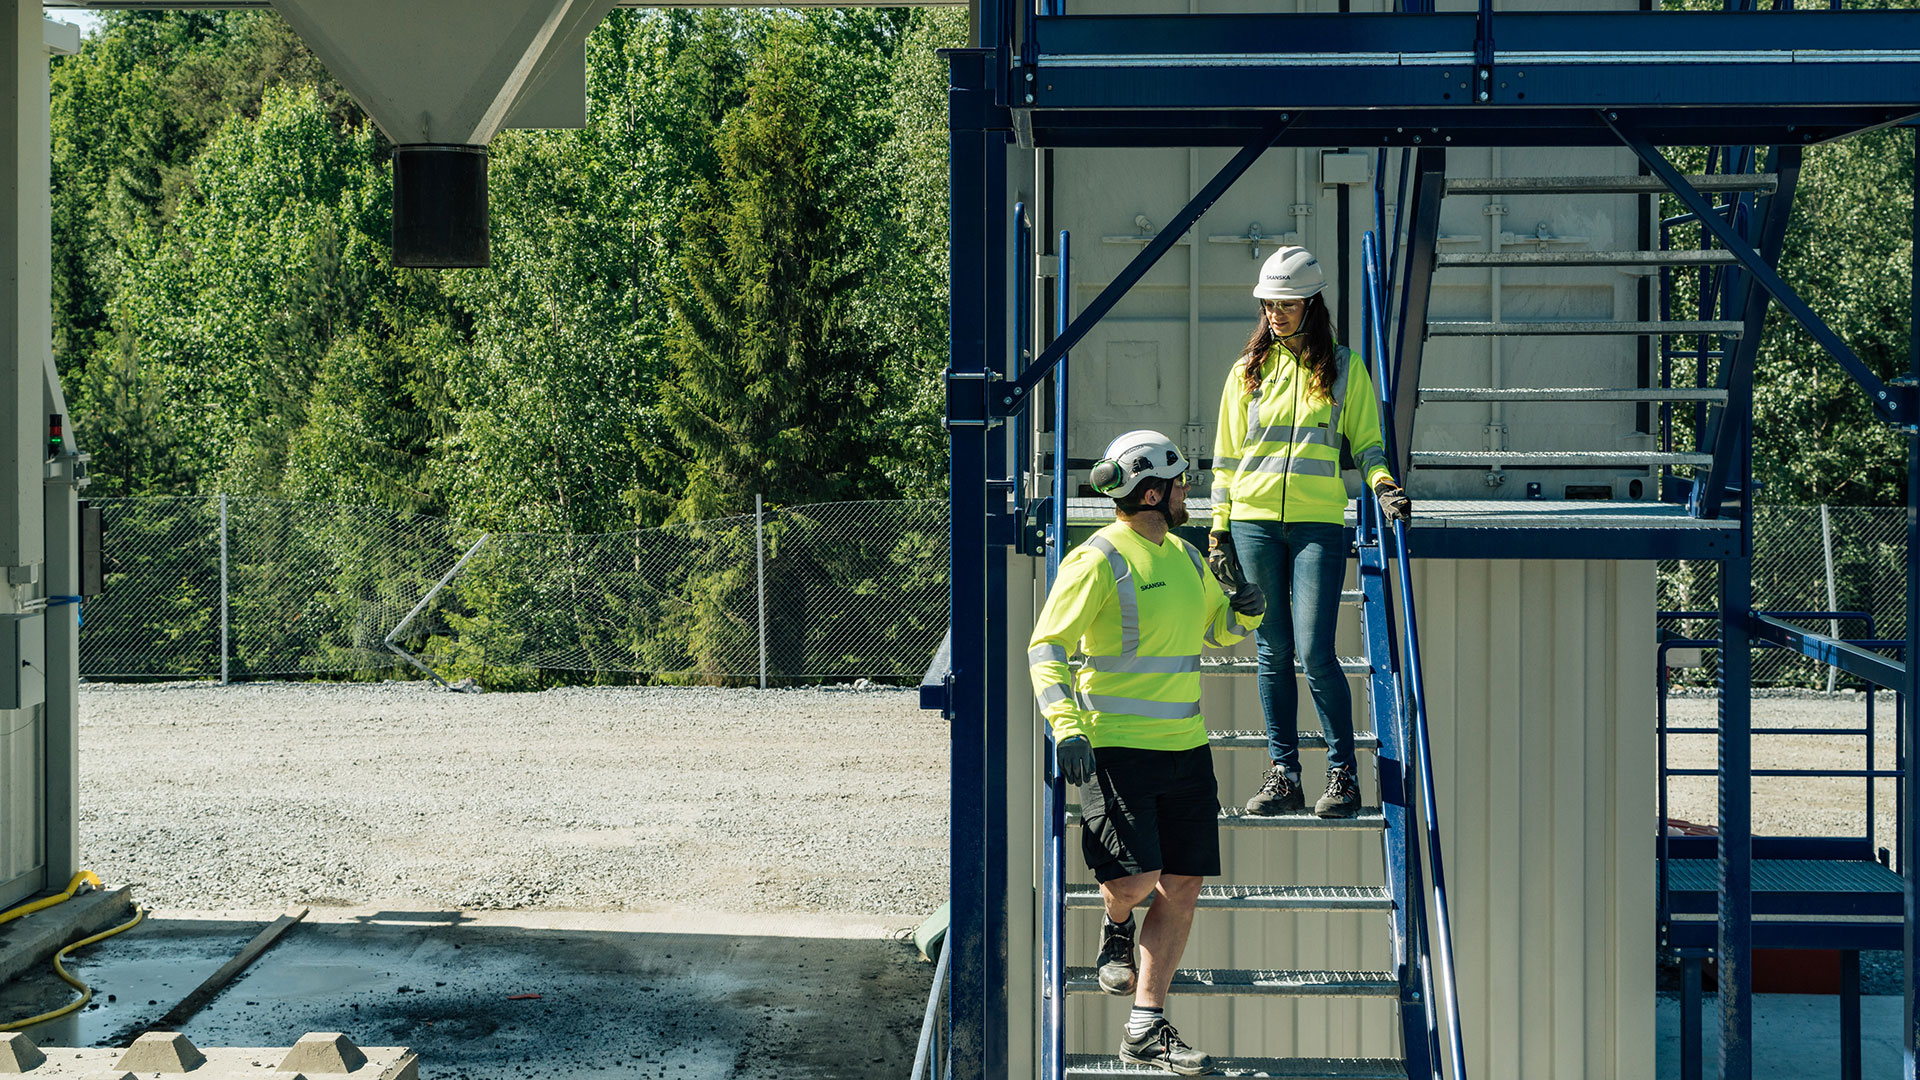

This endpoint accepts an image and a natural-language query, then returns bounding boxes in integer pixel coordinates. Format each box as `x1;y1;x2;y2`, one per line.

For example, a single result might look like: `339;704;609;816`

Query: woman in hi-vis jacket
1207;245;1412;819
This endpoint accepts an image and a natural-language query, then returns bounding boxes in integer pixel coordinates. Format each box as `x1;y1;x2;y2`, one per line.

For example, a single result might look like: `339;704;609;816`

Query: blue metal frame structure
936;10;1920;1079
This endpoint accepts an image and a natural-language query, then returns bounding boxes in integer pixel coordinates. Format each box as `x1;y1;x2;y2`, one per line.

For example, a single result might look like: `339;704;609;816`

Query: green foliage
53;10;962;686
1661;133;1914;507
661;15;900;521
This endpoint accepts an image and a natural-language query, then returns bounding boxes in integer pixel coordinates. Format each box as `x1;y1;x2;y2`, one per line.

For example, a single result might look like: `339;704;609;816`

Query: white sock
1127;1005;1163;1037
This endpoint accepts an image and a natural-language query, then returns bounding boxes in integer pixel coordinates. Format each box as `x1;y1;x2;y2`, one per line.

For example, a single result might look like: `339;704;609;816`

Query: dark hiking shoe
1120;1017;1215;1075
1314;764;1362;818
1096;917;1137;995
1244;764;1304;815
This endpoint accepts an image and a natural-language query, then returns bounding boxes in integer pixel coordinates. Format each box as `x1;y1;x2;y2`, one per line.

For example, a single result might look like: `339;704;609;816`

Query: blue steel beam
1021;109;1913;151
1000;118;1293;411
1748;615;1907;692
1694;145;1802;519
1026;12;1920;115
1389;149;1444;480
1610;118;1919;427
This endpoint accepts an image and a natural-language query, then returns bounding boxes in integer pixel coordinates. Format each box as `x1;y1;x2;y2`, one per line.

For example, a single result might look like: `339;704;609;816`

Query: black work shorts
1080;744;1222;883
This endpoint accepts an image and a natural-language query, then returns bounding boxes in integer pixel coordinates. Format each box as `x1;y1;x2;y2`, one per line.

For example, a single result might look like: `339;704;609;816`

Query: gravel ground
76;682;949;918
1662;688;1899;861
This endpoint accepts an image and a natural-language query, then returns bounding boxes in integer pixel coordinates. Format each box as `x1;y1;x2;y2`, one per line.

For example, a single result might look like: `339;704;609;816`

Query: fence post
219;493;229;686
756;493;768;690
1821;503;1839;693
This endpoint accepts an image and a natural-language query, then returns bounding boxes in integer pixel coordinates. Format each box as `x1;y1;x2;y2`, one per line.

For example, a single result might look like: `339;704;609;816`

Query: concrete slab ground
0;907;932;1079
1656;992;1904;1078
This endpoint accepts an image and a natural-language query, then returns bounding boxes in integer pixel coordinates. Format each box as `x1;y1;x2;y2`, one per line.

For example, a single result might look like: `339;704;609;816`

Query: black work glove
1229;579;1267;618
1057;735;1096;786
1206;530;1244;592
1375;480;1412;524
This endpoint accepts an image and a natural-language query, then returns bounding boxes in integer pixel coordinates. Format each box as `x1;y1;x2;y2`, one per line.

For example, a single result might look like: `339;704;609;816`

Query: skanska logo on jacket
1140;581;1168;591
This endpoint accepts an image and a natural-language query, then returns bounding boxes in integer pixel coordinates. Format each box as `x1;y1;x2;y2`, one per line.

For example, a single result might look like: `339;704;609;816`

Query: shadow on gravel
0;912;932;1080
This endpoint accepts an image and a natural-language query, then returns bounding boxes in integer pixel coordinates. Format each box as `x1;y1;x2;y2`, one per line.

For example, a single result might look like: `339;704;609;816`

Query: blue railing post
1718;557;1755;1080
1039;227;1071;1080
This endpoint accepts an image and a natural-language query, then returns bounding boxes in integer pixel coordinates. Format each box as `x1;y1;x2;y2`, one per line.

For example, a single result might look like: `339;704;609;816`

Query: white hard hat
1253;245;1326;300
1090;429;1189;501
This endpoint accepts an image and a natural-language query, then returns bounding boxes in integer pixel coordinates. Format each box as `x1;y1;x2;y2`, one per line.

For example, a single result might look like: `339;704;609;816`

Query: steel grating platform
1065;1054;1408;1079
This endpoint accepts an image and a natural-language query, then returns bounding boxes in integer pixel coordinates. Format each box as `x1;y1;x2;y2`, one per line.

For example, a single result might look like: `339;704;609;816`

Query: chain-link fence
1660;504;1910;688
83;497;950;686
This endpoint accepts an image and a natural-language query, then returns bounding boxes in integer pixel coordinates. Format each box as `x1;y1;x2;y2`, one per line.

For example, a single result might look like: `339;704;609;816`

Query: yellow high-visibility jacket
1211;341;1393;527
1028;522;1262;750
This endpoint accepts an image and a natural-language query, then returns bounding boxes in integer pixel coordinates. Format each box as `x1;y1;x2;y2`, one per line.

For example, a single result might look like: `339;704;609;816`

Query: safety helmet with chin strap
1254;245;1326;301
1089;430;1188;502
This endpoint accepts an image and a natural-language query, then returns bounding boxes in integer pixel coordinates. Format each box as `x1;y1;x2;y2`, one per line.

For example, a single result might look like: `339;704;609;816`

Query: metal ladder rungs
1064;884;1392;912
1418;387;1729;404
1411;450;1712;468
1445;174;1777;196
1437;250;1738;268
1340;588;1364;605
1425;320;1743;337
1211;729;1381;751
1065;806;1388;830
1066;1055;1408;1079
1065;966;1398;997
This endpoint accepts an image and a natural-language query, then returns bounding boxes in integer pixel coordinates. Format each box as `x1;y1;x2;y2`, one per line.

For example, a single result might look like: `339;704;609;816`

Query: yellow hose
0;871;102;927
0;871;145;1033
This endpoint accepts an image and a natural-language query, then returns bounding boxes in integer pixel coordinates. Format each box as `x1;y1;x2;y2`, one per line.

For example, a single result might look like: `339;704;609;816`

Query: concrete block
114;1032;206;1073
0;1033;46;1072
278;1035;365;1075
0;887;135;987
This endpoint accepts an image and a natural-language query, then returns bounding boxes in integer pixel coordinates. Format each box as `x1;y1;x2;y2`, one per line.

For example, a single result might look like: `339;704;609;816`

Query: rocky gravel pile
77;682;949;916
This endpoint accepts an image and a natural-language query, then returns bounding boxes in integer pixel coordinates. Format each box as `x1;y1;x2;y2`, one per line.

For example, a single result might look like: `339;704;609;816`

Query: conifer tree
661;19;889;521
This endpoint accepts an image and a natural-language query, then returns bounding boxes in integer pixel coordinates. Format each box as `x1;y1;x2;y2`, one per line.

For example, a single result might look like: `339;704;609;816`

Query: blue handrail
1039;228;1072;1080
1363;228;1469;1080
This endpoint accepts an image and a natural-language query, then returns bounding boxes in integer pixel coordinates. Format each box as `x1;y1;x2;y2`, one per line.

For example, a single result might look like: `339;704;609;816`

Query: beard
1163;502;1190;528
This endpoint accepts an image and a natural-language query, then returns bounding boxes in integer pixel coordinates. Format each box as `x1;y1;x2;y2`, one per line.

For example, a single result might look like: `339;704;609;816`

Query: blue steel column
945;48;1010;1080
1719;547;1754;1080
1904;123;1920;1080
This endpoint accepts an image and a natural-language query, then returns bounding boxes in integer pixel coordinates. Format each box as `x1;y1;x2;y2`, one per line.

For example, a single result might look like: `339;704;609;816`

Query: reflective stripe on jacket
1211;342;1394;526
1027;522;1262;750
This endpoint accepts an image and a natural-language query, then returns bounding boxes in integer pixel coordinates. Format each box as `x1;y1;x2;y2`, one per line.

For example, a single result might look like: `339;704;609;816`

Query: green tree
661;17;897;521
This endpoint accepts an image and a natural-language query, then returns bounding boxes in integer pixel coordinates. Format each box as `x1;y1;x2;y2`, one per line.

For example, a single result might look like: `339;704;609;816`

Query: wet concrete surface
0;907;932;1079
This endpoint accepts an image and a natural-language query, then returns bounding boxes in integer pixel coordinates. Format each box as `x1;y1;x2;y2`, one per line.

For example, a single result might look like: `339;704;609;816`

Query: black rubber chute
392;145;490;269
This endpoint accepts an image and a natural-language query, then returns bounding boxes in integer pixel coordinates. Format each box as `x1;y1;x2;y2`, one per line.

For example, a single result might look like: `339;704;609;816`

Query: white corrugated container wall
1002;0;1658;1071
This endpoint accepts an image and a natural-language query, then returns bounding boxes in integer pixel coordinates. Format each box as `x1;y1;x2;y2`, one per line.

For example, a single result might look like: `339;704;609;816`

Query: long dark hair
1238;294;1338;403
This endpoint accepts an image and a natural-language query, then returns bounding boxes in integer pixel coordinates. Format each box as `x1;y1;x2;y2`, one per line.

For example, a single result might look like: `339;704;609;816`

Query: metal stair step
1066;1055;1407;1079
1066;966;1398;997
1425;319;1743;337
1412;449;1712;468
1064;884;1392;912
1436;250;1738;268
1210;729;1381;751
1445;174;1777;196
1418;387;1729;403
1066;806;1387;830
1202;656;1371;675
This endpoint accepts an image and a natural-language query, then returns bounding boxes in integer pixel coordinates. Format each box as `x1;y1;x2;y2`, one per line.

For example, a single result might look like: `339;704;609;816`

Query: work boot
1096;916;1137;995
1243;764;1304;816
1119;1017;1215;1075
1314;764;1361;819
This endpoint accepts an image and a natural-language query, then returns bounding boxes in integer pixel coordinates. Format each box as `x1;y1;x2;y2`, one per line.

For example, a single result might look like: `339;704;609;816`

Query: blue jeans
1228;519;1355;774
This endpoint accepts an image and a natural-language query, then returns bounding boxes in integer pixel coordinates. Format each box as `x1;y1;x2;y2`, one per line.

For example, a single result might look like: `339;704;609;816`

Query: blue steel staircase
931;8;1920;1078
1023;230;1466;1080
